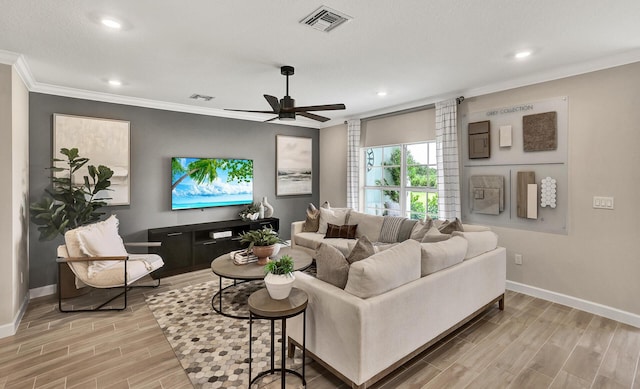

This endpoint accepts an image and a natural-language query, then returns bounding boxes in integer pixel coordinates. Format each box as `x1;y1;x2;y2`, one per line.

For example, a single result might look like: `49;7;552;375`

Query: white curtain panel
347;119;361;210
435;99;461;220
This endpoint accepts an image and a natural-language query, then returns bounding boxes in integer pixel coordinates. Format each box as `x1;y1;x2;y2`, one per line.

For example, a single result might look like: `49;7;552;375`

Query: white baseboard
0;293;29;339
30;284;56;299
506;280;640;328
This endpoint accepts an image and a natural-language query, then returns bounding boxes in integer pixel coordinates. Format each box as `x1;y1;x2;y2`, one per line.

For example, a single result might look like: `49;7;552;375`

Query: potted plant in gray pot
264;254;295;300
239;226;281;265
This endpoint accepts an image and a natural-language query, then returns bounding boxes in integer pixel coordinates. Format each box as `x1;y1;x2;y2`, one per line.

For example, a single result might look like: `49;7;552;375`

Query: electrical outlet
514;254;523;265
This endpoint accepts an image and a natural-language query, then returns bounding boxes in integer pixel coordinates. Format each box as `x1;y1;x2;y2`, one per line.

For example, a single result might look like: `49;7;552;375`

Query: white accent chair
57;215;164;312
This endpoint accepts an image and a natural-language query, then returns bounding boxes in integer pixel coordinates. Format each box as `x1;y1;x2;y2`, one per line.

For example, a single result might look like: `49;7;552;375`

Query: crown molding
322;48;640;128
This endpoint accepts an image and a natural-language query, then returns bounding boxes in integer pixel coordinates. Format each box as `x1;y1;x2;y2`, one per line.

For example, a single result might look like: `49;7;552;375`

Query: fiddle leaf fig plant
30;147;114;241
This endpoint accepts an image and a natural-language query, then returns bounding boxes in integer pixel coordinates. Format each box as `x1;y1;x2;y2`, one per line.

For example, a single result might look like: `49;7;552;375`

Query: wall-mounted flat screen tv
171;157;254;210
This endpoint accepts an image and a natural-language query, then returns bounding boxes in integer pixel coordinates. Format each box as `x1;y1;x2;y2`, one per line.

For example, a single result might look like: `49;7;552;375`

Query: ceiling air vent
300;6;352;32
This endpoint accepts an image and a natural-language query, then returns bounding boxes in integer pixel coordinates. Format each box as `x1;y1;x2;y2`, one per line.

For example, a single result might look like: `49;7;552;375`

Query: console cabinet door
148;230;192;278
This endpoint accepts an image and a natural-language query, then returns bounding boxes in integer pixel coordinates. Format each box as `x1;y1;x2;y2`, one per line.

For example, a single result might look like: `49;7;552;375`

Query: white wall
319;62;640;320
0;63;29;338
319;123;348;207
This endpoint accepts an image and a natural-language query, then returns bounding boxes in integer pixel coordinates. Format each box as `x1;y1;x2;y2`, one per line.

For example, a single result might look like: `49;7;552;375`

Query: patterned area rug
146;279;304;388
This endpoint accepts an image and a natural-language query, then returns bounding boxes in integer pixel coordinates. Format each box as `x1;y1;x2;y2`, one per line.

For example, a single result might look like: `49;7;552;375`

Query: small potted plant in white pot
264;254;295;300
239;226;281;265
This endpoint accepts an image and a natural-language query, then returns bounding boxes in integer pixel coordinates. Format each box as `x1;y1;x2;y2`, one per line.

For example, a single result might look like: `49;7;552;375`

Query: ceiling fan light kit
226;65;346;123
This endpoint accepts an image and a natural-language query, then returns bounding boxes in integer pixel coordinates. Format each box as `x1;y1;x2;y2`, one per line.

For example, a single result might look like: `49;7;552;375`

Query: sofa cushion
347;211;383;241
438;217;464;234
410;218;434;241
325;223;358;239
315;243;350;289
346;236;376;264
397;219;418;242
421;226;451;243
344;239;421;299
453;231;498;259
318;207;350;234
302;203;320;232
420;236;468;276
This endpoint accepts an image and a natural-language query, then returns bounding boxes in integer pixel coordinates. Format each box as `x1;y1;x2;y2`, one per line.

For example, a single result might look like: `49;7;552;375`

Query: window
363;142;438;220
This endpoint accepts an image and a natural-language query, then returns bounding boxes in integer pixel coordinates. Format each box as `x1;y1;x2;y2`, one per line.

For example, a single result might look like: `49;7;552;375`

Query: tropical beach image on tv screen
171;157;253;210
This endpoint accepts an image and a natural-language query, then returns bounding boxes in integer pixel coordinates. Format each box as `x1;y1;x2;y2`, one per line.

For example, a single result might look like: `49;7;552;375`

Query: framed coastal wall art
276;135;312;196
53;114;131;205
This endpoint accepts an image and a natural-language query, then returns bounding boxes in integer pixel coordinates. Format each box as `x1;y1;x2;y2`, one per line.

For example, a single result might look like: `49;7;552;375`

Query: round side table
248;288;307;388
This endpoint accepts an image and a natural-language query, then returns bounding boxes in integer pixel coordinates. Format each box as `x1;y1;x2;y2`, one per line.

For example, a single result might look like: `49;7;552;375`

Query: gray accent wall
29;93;319;289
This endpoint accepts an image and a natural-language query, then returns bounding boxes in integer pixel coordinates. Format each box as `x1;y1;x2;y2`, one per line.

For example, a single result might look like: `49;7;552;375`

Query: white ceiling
1;0;639;128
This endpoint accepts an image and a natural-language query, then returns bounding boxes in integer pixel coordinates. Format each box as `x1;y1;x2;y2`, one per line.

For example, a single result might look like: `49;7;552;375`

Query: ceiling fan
226;65;346;122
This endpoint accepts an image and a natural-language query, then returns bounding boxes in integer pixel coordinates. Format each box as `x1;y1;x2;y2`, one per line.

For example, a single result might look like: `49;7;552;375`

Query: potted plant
239;203;261;221
29;147;114;298
239;226;281;265
30;147;114;241
264;254;295;300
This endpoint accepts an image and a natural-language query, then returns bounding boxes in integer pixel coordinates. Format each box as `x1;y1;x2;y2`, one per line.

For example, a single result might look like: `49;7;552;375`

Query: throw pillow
75;215;128;277
325;223;358;239
421;226;451;243
315;243;350;289
318;207;350;234
346;235;376;264
438;217;464;234
302;203;320;232
410;217;434;241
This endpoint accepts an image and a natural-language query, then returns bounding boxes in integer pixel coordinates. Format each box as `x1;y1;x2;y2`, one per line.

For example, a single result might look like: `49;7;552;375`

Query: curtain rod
348;96;464;124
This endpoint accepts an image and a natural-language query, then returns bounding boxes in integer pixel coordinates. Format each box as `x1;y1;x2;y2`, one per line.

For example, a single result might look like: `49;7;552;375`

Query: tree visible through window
363;142;438;220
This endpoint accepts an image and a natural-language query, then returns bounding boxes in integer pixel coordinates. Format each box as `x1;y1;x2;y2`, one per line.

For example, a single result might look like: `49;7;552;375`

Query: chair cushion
74;254;164;288
67;215;128;277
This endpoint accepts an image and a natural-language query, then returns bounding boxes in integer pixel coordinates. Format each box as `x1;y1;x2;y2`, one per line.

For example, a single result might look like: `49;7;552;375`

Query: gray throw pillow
315;243;350;289
438;218;464;234
346;235;375;264
302;203;320;232
410;217;434;241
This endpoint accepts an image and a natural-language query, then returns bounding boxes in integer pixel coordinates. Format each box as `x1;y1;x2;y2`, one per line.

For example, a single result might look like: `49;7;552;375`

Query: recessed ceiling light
101;18;122;29
108;79;122;87
515;51;532;59
377;91;387;97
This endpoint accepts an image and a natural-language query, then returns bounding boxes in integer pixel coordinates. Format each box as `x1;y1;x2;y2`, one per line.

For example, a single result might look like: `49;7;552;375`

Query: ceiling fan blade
264;95;281;112
225;109;277;114
264;116;280;123
290;103;346;112
297;111;331;122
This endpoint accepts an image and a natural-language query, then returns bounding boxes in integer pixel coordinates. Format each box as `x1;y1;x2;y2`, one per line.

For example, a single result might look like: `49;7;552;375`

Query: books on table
229;249;258;265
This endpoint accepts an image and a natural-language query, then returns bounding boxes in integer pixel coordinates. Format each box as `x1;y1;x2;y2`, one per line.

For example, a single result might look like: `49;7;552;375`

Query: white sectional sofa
287;209;506;389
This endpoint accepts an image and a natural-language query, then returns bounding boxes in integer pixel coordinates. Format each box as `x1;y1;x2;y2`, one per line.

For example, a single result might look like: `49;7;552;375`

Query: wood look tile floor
2;269;639;389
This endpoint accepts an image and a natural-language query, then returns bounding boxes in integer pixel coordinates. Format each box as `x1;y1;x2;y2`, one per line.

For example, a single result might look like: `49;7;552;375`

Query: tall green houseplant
30;148;114;241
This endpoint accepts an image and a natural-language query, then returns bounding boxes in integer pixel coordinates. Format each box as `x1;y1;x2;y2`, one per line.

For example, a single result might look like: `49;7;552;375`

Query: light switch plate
593;196;614;209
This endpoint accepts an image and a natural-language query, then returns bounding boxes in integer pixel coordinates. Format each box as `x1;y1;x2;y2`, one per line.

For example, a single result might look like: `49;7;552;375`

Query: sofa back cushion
452;231;498;259
344;239;421;299
420;236;468;276
347;211;384;241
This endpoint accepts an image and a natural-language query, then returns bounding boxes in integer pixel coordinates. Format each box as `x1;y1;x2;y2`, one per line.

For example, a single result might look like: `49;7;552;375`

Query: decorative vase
252;244;276;265
262;196;274;218
264;272;296;300
259;203;265;219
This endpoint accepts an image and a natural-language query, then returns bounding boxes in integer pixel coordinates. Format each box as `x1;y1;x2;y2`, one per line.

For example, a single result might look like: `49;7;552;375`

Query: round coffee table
210;247;312;319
